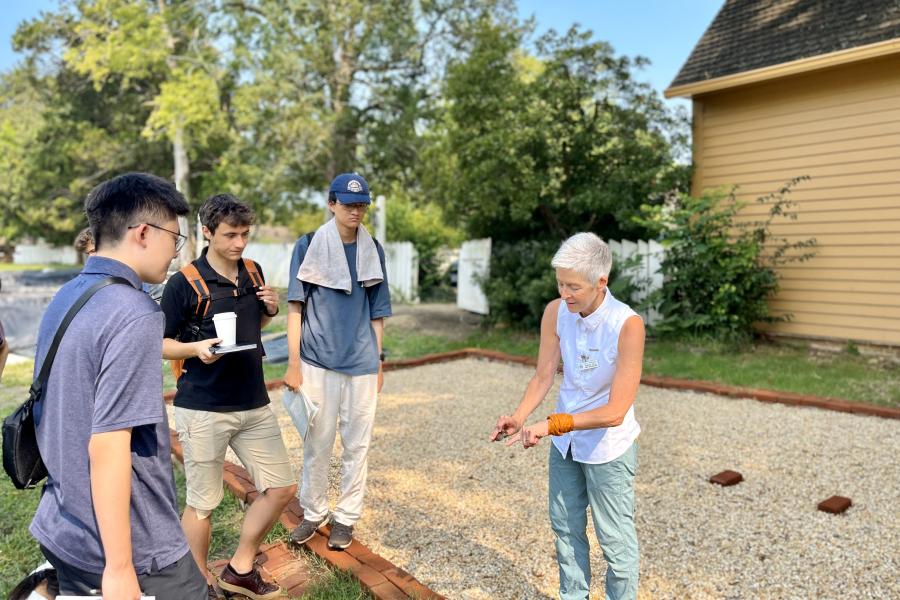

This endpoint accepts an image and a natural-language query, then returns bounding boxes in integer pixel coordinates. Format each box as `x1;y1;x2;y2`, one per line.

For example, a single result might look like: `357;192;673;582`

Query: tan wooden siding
692;54;900;345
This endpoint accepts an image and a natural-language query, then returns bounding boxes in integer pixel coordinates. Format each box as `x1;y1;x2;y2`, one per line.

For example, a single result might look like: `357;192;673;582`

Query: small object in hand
209;343;257;355
817;495;852;514
494;430;509;441
709;470;743;486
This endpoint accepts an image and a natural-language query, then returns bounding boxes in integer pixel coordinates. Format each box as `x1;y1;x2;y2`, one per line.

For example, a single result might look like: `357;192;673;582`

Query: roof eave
665;37;900;99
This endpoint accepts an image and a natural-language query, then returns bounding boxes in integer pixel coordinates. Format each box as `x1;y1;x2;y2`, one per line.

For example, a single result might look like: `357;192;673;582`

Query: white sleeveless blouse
552;290;641;464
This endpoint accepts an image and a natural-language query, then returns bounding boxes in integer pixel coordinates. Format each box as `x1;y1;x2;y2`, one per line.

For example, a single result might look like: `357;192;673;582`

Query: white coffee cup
212;311;237;347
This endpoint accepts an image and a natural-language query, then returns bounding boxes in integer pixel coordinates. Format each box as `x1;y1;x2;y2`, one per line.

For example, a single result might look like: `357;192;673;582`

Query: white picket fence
13;242;79;265
383;242;419;303
245;242;295;288
456;238;665;323
457;238;491;315
607;239;664;324
245;241;418;302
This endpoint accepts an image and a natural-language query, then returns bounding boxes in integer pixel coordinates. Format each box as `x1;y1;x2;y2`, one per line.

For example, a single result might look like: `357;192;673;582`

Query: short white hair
551;232;612;283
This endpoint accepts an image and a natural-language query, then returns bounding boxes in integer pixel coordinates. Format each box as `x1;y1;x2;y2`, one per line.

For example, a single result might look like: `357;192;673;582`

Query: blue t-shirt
29;256;189;575
287;235;392;375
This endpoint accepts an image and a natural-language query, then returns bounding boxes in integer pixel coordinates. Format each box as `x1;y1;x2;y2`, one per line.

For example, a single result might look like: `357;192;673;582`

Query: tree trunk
157;0;196;266
172;125;196;265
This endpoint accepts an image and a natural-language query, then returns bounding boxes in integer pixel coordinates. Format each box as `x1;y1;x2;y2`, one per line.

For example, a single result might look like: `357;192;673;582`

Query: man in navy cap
284;173;392;550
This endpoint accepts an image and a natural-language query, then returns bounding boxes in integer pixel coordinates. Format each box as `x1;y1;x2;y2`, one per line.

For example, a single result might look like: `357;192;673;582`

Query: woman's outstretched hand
518;420;550;449
491;416;550;449
490;415;521;442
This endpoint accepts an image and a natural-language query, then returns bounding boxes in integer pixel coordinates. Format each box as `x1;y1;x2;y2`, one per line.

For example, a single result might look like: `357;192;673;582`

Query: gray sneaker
289;517;326;545
328;521;353;550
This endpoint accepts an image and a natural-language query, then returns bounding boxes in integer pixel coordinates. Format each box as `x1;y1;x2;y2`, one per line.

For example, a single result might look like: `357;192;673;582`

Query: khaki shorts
174;406;295;517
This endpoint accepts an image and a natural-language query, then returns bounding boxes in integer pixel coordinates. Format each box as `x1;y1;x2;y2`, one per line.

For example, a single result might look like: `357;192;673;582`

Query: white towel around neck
296;218;383;294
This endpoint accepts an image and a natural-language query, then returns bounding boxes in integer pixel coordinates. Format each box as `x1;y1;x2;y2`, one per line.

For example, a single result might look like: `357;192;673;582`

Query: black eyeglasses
129;223;187;253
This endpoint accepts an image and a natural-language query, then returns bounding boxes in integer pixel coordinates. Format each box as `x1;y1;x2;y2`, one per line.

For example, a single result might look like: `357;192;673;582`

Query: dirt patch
389;303;484;341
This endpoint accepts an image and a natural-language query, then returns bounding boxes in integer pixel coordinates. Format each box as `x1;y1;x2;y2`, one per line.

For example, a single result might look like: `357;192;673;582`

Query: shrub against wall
641;177;816;342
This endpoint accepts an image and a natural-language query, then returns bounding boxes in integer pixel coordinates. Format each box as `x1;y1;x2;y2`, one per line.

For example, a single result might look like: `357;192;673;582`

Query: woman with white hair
491;232;644;600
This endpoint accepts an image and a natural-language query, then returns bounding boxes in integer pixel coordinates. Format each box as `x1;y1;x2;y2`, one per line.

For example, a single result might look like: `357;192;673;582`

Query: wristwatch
379;352;386;362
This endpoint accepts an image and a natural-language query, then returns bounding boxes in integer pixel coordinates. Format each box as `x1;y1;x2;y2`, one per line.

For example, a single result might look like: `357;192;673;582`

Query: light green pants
548;442;639;600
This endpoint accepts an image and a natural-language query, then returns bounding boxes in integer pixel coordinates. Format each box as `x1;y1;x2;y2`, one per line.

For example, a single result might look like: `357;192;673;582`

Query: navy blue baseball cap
329;173;371;204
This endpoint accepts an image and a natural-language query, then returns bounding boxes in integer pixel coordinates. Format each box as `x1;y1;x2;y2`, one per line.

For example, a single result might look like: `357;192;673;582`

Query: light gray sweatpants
298;361;378;526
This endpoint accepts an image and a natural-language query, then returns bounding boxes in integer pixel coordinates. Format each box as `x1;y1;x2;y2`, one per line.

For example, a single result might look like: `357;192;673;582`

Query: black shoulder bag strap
299;231;316;326
32;276;133;427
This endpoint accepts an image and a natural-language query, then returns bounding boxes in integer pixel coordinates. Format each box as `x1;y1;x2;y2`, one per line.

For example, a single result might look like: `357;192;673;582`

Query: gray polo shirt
29;256;189;575
287;236;392;375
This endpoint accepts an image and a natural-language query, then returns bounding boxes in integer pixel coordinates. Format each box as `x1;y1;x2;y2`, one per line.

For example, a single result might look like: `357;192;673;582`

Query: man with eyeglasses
160;194;296;600
284;173;391;551
29;172;208;599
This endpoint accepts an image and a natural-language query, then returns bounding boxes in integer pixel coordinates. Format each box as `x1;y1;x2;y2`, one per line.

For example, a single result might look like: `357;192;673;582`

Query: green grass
0;374;43;596
642;339;900;407
0;361;34;388
300;559;370;599
384;327;540;360
172;465;244;561
384;328;900;408
0;467;44;597
0;263;73;272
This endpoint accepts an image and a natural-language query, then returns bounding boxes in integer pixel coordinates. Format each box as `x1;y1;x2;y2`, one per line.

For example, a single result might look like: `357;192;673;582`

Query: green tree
2;1;232;249
64;0;228;201
0;56;171;246
434;20;689;243
221;0;514;217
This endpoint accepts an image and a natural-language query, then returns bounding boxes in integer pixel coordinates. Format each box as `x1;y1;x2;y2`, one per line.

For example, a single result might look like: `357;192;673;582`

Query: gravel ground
212;358;898;599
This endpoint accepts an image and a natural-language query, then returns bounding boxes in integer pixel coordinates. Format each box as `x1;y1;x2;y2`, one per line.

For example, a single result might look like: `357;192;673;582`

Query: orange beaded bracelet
547;413;575;436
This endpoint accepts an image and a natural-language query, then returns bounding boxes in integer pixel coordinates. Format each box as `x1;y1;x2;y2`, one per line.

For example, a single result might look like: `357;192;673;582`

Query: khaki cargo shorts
174;405;295;517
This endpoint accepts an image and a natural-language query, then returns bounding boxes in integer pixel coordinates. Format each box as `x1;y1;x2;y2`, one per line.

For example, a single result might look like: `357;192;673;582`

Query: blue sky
0;0;722;109
518;0;722;106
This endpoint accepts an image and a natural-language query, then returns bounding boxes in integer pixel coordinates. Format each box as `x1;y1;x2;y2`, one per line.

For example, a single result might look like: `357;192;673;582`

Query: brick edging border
164;348;900;420
168;431;445;600
410;348;897;420
638;374;900;420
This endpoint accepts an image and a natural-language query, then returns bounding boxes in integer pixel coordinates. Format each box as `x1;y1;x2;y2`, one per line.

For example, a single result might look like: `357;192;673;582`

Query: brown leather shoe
217;563;283;599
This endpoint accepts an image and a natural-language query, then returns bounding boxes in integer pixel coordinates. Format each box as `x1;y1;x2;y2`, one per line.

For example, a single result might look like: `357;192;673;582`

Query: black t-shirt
160;249;270;412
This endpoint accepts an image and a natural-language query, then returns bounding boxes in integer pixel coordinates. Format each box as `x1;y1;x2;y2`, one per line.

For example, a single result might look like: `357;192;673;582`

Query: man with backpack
161;194;296;600
284;173;391;550
29;172;208;599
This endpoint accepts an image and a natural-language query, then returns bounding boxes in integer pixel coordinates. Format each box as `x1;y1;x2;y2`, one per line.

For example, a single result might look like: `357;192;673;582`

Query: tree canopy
0;1;687;258
428;19;690;243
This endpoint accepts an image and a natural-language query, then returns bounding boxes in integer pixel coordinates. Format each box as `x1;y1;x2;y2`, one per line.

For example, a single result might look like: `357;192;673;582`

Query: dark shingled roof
670;0;900;89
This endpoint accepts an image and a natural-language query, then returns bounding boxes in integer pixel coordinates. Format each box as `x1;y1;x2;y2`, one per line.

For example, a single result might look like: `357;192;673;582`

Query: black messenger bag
2;276;130;489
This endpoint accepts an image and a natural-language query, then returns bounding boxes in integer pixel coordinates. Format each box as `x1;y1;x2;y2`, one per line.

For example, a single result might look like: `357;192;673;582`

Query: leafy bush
482;239;558;329
640;177;816;342
483;238;647;330
385;189;461;299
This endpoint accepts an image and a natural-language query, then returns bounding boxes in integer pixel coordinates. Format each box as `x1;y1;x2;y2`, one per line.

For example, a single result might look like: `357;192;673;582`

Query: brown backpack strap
181;262;211;317
242;258;264;288
170;358;186;381
171;262;210;381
